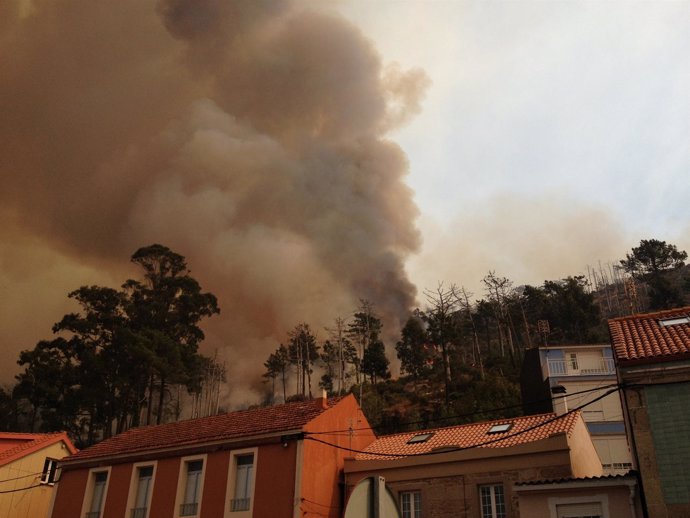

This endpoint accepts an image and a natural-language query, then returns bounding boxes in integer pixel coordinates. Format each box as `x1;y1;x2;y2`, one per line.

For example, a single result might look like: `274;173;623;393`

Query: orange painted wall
301;395;376;518
51;468;89;518
149;457;181;518
253;442;298;518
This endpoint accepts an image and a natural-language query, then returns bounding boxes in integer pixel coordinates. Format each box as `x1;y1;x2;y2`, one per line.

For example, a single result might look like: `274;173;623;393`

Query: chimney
319;389;328;409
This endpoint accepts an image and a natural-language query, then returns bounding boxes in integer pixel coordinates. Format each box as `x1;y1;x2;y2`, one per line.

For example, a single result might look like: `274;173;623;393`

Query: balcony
547;357;615;377
180;502;198;517
231;498;251;512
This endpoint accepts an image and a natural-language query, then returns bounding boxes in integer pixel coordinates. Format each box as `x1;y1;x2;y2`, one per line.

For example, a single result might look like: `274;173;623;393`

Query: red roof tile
608;306;690;364
0;432;77;466
355;412;581;460
66;396;345;463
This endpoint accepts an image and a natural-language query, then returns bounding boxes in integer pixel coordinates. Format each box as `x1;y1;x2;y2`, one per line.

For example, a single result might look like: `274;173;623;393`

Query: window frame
40;457;59;485
225;447;258;518
80;466;112;518
479;483;506;518
174;454;207;518
399;490;422;518
126;461;157;518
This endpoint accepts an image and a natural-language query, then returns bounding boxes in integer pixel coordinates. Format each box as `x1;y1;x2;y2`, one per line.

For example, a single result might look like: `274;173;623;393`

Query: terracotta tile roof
515;470;637;486
355;412;581;460
66;396;345;464
0;432;77;467
608;306;690;364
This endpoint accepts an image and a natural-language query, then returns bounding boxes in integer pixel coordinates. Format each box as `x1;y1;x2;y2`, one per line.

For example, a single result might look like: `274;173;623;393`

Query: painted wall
301;395;376;518
0;441;72;518
517;484;642;518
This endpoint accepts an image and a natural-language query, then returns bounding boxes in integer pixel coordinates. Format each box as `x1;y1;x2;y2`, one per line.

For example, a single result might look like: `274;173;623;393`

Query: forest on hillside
1;239;688;445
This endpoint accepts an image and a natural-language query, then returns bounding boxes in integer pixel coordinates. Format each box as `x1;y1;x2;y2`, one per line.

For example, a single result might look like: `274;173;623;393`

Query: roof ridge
609;306;690;323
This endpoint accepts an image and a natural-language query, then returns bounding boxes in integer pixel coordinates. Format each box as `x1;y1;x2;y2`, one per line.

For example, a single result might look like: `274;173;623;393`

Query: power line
305;387;621;458
0;483;43;494
0;471;42;484
307;382;621;436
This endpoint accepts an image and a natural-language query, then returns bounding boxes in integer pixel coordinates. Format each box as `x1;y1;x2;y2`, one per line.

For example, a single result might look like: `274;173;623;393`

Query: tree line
1;245;220;446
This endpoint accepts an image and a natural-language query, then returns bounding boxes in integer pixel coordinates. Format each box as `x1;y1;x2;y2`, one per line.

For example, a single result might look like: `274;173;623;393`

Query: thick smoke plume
0;0;428;403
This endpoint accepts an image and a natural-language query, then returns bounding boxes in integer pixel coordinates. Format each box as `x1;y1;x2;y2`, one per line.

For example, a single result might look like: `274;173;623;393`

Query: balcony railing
231;498;251;512
547;357;615;376
130;507;148;518
180;502;198;517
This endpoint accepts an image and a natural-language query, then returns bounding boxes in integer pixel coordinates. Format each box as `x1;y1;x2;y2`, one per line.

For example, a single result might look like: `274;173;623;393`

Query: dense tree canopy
13;245;219;445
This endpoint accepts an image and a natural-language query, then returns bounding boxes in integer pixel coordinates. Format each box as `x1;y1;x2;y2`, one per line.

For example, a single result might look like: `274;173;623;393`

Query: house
521;344;633;475
0;431;77;518
609;306;690;518
344;411;630;518
50;393;374;518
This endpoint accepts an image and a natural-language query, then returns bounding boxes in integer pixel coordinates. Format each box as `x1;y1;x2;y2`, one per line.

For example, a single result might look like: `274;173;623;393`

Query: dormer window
407;433;434;444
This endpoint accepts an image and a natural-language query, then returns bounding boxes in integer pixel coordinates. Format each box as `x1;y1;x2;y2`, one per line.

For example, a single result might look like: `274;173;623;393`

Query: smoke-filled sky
2;0;689;404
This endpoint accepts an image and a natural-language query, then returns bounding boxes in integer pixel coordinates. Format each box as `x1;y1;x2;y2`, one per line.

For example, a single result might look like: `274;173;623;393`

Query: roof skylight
487;423;512;434
407;433;434;444
659;316;690;327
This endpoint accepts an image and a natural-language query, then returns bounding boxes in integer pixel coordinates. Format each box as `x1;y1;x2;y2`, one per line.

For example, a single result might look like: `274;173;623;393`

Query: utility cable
304;386;621;458
306;382;621;436
0;483;43;494
0;471;42;484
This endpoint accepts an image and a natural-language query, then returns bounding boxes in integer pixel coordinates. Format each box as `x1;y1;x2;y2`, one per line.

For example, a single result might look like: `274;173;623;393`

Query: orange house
50;394;374;518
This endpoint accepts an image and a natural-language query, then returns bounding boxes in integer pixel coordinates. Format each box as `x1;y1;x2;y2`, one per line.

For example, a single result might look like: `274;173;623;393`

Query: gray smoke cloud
0;0;428;402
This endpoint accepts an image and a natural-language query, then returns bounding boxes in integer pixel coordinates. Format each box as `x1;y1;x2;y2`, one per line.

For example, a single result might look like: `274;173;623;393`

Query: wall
345;435;586;518
301;395;376;518
517;484;641;518
0;441;72;518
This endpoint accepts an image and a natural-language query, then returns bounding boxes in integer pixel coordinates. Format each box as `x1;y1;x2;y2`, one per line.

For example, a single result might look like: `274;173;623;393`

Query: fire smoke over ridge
0;0;429;401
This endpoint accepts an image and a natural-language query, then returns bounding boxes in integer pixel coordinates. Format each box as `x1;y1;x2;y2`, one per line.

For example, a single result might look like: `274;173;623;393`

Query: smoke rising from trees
0;0;429;401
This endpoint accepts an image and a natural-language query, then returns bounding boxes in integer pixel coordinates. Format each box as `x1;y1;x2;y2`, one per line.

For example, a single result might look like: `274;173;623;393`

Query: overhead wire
306;382;621;436
304;386;622;458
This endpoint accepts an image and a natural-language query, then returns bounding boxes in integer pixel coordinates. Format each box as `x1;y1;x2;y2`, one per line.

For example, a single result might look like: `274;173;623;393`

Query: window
487;423;512;434
40;458;58;485
480;484;506;518
659;315;690;327
130;465;154;518
400;491;421;518
407;433;434;444
230;454;254;512
85;471;109;518
569;353;579;370
180;460;204;517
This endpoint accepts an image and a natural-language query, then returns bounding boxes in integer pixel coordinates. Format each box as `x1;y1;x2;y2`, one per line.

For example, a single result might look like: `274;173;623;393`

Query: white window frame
479;484;506;518
174;454;207;518
80;466;112;518
126;461;157;518
399;490;421;518
225;447;258;518
40;458;59;485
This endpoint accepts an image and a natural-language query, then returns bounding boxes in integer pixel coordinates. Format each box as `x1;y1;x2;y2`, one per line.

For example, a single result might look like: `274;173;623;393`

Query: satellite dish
344;476;401;518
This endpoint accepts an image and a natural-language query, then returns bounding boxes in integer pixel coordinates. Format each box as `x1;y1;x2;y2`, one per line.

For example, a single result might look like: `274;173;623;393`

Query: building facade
344;412;612;518
50;394;374;518
609;306;690;518
521;344;632;475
